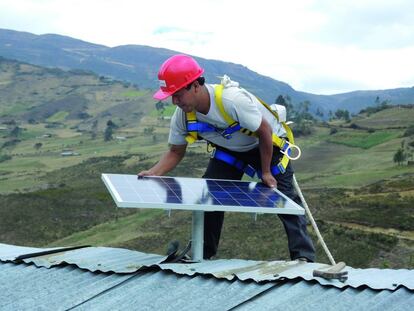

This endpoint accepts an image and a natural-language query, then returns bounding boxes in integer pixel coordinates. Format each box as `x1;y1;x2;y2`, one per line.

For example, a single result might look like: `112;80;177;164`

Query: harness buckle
207;142;215;154
217;129;232;139
280;141;301;160
277;162;286;174
211;147;217;158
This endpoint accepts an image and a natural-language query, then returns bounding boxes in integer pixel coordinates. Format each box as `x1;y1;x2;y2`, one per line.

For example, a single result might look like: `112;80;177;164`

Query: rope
292;174;336;265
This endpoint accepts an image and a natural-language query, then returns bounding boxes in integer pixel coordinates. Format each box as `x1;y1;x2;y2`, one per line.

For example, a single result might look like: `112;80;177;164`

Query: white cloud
0;0;413;94
305;0;414;49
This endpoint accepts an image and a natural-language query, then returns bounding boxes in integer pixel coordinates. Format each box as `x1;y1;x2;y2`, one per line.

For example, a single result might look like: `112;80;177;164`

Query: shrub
0;155;12;163
1;139;20;149
329;128;338;135
403;125;414;137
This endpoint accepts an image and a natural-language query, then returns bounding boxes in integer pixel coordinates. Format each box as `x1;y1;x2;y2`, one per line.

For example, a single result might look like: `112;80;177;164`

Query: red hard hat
153;54;204;100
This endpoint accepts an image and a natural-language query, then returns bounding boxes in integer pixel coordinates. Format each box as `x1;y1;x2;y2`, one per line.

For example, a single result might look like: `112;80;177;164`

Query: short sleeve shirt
168;83;286;152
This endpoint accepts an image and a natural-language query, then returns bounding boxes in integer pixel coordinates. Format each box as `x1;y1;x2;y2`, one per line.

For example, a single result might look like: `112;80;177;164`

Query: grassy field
1;61;413;268
1;111;412;268
0;118;174;192
354;106;414;129
294;117;413;188
327;129;401;149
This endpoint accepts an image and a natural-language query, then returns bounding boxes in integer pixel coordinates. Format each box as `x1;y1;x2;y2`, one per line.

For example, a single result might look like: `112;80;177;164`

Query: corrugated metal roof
235;281;414;311
0;243;61;261
0;261;273;311
161;259;414;290
23;246;167;273
0;262;133;310
1;261;413;311
1;243;413;291
0;243;167;273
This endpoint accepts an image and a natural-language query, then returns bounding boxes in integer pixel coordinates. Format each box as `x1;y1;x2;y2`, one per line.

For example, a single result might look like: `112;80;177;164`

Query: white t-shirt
168;82;286;152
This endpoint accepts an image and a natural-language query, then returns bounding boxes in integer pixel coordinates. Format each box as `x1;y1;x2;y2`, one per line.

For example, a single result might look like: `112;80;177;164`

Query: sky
1;0;414;95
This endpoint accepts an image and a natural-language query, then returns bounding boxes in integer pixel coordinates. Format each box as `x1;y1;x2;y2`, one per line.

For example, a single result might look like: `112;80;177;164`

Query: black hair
185;76;205;90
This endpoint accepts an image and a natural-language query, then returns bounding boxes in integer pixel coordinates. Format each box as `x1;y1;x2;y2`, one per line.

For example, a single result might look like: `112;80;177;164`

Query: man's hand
137;144;187;178
137;169;156;177
261;171;277;188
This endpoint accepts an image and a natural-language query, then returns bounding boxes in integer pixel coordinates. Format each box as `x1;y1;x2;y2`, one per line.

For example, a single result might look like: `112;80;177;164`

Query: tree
403;125;414;137
275;95;286;105
91;120;98;139
144;127;155;135
343;110;350;122
10;126;22;138
289;101;315;136
302;100;310;113
334;109;350;122
104;126;113;141
155;101;166;115
104;119;118;141
316;108;324;118
34;142;42;150
393;148;406;166
106;120;118;129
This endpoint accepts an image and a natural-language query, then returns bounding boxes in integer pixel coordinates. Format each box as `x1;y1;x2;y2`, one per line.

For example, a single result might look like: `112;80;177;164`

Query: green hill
0;58;413;269
0;58;168;192
0;57;153;126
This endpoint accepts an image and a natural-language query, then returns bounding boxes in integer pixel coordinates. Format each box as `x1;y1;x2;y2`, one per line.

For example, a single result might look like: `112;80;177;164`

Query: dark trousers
202;146;316;262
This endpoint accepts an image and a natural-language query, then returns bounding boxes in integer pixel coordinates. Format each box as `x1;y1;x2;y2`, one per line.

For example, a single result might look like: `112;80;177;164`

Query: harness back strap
214;84;295;149
214;84;295;174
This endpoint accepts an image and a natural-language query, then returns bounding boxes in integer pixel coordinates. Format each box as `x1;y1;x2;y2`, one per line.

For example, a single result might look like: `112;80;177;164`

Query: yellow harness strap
214;84;296;170
185;111;198;144
215;84;295;147
185;84;298;173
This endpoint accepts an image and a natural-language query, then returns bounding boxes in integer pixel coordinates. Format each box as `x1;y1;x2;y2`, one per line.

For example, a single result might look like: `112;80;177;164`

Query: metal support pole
191;210;205;261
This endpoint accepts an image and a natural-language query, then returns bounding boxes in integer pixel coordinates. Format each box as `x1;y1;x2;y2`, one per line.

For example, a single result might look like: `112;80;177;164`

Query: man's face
171;83;195;113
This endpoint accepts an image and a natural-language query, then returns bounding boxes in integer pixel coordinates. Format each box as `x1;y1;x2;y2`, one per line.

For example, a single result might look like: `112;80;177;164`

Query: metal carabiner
280;141;302;160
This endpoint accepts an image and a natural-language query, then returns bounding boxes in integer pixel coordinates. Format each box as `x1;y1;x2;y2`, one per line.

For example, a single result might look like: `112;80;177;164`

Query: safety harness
185;83;301;177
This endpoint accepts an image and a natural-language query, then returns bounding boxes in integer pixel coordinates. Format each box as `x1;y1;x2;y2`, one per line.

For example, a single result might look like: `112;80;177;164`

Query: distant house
61;151;79;156
115;136;127;141
0;126;7;131
41;134;52;138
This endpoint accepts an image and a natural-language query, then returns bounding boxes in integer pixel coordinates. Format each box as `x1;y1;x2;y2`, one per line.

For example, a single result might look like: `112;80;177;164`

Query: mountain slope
0;57;153;127
1;28;413;114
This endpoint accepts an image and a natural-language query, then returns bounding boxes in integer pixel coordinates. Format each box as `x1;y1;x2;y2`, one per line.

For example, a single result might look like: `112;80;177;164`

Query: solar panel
102;174;304;215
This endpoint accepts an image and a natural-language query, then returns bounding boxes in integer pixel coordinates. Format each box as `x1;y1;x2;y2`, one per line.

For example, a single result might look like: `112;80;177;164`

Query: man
138;54;315;262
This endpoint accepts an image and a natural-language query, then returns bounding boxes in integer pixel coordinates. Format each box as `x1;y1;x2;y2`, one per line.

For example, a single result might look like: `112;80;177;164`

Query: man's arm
138;144;187;176
255;118;277;188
